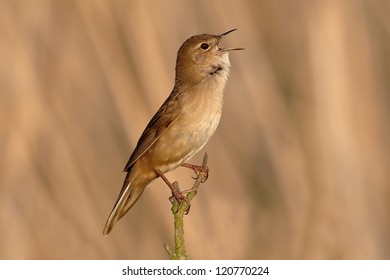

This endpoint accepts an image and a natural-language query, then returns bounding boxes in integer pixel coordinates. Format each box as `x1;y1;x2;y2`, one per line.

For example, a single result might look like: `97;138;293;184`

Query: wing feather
123;91;182;172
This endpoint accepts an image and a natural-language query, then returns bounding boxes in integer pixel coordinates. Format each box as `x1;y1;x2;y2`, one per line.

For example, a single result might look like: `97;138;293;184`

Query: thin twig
164;153;209;260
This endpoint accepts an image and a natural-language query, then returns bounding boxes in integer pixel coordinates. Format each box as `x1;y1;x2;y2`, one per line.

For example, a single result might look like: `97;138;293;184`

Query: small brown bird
103;29;243;235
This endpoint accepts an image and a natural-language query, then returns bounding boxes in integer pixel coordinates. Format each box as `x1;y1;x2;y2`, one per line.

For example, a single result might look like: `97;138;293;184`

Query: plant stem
164;153;209;260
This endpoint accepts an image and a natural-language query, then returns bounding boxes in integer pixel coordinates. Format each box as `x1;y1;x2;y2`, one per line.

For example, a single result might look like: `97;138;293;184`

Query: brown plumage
103;29;243;236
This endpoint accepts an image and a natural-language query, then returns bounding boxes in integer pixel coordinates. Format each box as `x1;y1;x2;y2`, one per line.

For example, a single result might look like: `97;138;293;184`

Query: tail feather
103;173;146;236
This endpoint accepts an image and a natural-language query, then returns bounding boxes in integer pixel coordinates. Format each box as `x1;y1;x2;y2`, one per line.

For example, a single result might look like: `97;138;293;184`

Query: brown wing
123;91;182;172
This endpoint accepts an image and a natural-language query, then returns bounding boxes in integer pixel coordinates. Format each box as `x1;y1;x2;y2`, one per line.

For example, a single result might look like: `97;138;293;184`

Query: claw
170;190;191;214
154;167;193;214
181;163;209;183
171;189;186;203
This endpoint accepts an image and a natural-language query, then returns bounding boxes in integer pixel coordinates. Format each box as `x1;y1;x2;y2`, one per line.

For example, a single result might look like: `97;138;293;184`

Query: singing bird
103;29;243;235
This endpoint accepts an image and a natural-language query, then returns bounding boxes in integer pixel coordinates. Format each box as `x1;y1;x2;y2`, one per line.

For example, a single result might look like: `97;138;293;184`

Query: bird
103;29;243;236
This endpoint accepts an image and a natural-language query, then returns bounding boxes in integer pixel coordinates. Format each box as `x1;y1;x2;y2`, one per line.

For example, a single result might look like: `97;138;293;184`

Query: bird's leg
154;168;189;206
181;163;209;183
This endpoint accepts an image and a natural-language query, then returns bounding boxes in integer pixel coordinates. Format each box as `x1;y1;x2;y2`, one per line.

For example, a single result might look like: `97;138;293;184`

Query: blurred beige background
1;0;390;259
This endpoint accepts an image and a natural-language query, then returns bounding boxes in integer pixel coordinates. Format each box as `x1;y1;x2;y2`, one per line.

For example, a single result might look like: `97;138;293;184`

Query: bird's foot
181;163;209;183
170;186;186;203
154;168;191;214
169;188;191;214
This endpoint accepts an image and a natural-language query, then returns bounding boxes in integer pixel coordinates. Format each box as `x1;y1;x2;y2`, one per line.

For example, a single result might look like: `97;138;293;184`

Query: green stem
164;153;209;260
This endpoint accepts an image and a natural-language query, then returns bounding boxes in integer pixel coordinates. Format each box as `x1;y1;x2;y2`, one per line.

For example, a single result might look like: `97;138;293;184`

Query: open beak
218;29;245;51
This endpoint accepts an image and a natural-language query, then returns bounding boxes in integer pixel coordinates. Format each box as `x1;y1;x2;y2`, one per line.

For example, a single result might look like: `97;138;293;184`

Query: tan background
1;0;390;259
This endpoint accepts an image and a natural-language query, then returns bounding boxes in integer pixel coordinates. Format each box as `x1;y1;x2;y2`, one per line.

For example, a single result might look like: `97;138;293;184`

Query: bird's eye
200;43;209;50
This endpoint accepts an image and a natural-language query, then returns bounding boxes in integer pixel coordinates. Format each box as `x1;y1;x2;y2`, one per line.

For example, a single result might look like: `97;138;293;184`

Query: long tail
103;172;148;236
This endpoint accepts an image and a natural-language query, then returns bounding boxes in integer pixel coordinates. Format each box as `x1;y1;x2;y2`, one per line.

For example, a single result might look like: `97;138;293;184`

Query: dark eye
200;43;209;50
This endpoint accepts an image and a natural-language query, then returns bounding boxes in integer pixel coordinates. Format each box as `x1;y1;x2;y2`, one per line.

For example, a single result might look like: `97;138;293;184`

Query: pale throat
207;53;231;86
205;64;230;93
